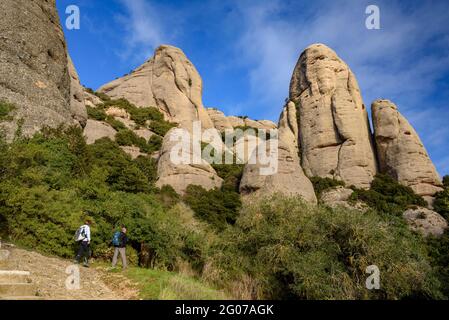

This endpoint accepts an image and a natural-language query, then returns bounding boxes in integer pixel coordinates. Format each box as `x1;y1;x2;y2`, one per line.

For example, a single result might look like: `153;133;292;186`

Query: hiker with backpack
111;226;128;270
74;219;92;268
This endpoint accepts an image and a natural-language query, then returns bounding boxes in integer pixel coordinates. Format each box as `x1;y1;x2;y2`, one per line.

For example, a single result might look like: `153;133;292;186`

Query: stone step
0;271;31;284
0;296;45;300
0;283;37;297
0;249;10;261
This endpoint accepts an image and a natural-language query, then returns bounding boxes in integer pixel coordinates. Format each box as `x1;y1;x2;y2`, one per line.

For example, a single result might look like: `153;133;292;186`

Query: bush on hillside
310;176;345;198
212;163;244;191
426;230;449;297
0;127;209;270
183;185;241;231
105;116;127;131
115;129;162;154
434;175;449;220
86;106;107;121
96;98;175;136
443;175;449;188
207;194;442;300
0;100;16;121
148;134;163;153
148;119;176;137
94;91;111;101
349;174;427;216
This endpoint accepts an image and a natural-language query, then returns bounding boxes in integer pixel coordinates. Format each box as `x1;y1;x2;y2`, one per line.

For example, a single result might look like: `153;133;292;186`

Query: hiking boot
83;263;90;268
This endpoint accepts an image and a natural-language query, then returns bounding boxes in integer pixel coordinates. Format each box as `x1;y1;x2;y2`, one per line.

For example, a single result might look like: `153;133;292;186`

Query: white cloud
115;0;167;63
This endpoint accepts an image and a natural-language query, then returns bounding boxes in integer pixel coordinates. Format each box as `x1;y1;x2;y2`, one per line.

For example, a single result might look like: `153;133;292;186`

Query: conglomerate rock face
98;45;214;130
239;102;317;203
403;207;448;238
372;99;443;202
68;55;87;128
0;0;85;141
155;128;223;195
289;43;378;189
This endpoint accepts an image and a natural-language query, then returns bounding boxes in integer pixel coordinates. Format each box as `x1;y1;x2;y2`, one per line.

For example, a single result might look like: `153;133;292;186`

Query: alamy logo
365;265;380;290
365;5;381;30
65;265;80;290
65;5;80;30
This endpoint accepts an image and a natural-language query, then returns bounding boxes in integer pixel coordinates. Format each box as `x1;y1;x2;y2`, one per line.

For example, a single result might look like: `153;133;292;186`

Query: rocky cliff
289;44;378;189
0;0;86;141
98;45;214;130
1;0;443;206
372;99;443;203
239;102;317;203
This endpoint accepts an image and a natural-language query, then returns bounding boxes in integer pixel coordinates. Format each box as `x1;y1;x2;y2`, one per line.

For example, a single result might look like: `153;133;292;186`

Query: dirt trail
1;245;138;300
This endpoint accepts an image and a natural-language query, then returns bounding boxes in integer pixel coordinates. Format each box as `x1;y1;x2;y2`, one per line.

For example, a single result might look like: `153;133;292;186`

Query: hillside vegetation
0;127;448;300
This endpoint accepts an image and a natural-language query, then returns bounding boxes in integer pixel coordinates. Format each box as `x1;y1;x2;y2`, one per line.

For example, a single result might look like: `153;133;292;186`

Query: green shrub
94;92;111;101
115;129;162;154
208;194;442;299
147;135;163;153
183;185;241;231
86;138;149;193
443;175;449;188
115;129;144;147
134;156;158;186
131;107;164;125
97;98;175;136
105;116;127;131
148;119;176;137
153;185;181;208
427;231;449;297
350;174;427;216
0;127;206;270
0;100;16;121
434;176;449;220
86;106;107;121
310;176;345;198
212;164;244;191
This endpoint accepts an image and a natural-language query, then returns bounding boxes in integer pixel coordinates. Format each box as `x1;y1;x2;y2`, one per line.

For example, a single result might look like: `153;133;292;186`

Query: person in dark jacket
112;226;128;270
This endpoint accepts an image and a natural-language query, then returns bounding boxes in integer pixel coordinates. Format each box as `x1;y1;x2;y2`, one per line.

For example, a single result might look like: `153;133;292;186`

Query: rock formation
239;102;317;203
207;109;277;132
227;116;245;128
98;45;214;130
257;120;277;130
0;0;85;141
68;56;87;127
83;89;103;107
320;186;368;212
372;99;443;203
156;128;223;194
289;44;377;188
403;207;447;237
83;120;117;145
207;108;233;132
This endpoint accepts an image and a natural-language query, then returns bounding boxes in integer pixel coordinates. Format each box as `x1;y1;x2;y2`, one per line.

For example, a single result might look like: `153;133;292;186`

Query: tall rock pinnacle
98;45;214;130
0;0;86;141
372;99;443;204
289;44;378;188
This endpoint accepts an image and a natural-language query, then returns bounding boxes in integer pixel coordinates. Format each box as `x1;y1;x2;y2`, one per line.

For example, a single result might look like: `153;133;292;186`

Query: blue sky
56;0;449;176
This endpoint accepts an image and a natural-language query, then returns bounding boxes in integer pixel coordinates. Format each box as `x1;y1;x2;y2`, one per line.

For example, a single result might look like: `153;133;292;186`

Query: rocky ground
1;244;138;300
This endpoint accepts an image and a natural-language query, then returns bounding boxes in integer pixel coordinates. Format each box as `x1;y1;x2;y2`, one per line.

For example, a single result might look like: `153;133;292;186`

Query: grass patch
124;267;228;300
0;100;16;121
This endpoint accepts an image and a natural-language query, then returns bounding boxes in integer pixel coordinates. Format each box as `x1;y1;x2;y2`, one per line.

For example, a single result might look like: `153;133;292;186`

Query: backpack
112;231;121;247
74;226;87;242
